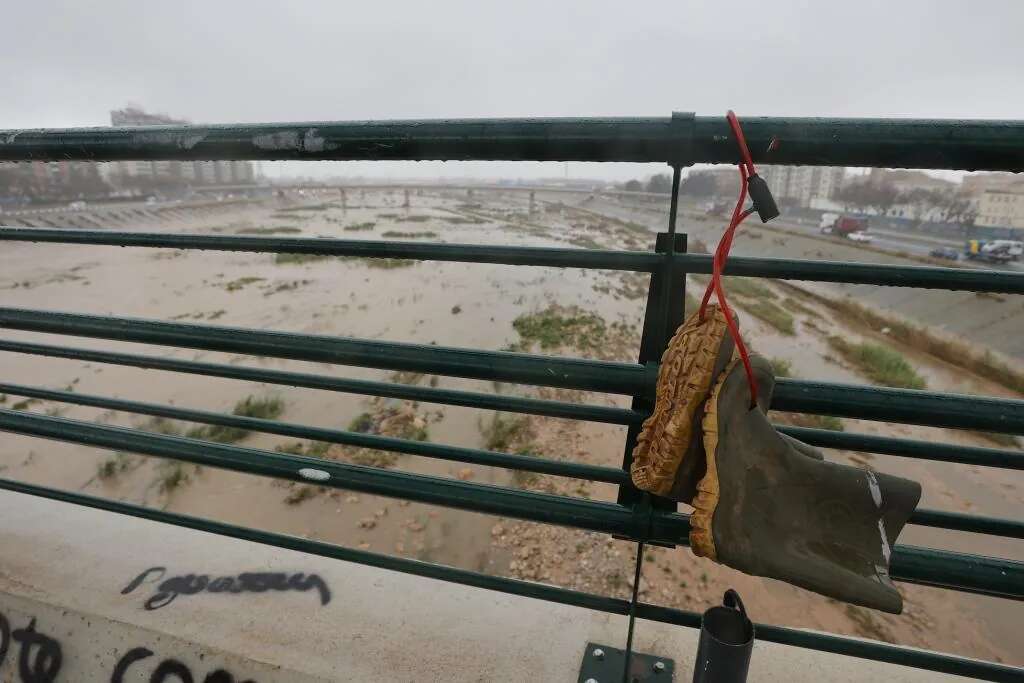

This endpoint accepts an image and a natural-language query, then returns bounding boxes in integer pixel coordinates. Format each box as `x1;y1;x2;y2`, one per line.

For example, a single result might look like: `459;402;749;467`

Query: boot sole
690;357;738;559
630;306;729;497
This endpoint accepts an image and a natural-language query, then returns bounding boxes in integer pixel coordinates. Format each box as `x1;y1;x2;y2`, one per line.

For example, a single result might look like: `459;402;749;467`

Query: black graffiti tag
121;567;331;611
11;618;62;683
111;646;256;683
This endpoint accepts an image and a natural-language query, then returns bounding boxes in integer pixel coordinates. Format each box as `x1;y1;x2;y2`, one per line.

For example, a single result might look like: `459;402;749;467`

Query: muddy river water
0;189;1021;664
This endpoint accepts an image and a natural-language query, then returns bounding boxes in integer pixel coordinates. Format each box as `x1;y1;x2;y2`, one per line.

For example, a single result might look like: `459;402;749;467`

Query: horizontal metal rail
4;381;1018;539
779;426;1024;470
2;116;1023;171
3;338;1021;473
0;307;653;397
0;382;626;484
773;379;1024;435
0;228;659;272
3;228;1024;293
2;308;1022;434
0;406;674;540
0;408;1020;599
0;480;1018;683
0;339;640;425
908;509;1024;540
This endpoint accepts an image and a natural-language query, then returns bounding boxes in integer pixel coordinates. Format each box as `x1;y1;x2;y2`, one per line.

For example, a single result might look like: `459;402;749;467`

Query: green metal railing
1;113;1023;681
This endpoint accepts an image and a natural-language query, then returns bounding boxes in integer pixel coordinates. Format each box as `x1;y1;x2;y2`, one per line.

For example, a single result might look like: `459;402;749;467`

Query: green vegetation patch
224;276;265;291
236;226;302;235
480;413;531;452
157;461;191;493
381;231;439;239
512;306;608;351
768;357;793;378
274;252;331;265
186;395;285;444
745;300;795;336
827;337;926;389
725;277;776;300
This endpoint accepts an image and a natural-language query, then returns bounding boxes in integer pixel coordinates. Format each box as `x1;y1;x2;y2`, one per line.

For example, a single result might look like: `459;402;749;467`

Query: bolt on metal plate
578;642;675;682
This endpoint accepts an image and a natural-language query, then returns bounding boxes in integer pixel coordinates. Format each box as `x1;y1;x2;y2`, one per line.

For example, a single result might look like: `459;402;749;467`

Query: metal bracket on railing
578;642;674;683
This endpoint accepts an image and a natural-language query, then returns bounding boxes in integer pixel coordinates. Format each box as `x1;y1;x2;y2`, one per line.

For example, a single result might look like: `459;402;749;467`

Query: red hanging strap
698;111;761;408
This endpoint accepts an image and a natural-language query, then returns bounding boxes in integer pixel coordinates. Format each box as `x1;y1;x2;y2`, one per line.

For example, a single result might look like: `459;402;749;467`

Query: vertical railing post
616;167;688;515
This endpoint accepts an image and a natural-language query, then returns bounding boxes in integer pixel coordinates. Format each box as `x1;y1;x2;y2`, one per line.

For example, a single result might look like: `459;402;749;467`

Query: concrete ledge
0;490;975;681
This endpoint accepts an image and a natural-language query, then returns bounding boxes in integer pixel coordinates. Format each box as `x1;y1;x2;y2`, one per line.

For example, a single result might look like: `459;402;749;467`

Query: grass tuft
745;300;795;335
224;276;264;291
512;306;607;351
381;230;439;239
274;253;330;265
187;395;284;444
236;226;301;235
769;357;793;378
827;336;926;389
480;413;531;451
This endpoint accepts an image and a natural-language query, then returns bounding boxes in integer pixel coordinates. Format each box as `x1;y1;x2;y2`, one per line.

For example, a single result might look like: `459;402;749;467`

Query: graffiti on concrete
111;647;256;682
121;566;332;610
0;615;63;683
0;609;257;682
11;618;62;683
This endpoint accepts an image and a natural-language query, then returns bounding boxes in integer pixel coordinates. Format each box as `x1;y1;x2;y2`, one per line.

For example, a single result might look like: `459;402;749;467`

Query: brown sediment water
0;190;1021;664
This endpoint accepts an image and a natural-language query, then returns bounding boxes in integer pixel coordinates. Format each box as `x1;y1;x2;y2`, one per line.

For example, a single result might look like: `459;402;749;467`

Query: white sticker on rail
298;468;330;482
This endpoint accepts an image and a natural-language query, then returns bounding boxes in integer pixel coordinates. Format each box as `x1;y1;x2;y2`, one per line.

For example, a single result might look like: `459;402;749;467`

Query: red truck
821;215;869;238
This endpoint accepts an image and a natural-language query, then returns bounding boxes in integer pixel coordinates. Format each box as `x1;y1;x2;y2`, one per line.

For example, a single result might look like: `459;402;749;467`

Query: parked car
848;231;873;243
929;247;960;261
965;239;1024;264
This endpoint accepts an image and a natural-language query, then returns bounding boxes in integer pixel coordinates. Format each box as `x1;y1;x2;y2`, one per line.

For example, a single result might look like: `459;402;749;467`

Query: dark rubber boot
666;354;819;503
631;305;735;498
691;358;921;613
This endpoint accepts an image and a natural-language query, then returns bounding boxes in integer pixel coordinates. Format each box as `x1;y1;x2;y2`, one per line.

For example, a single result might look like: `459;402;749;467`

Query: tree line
621;171;977;228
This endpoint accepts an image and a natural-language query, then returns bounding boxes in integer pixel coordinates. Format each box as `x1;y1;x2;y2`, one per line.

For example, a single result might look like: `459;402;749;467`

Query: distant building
866;169;955;195
976;189;1024;230
759;165;845;207
109;106;254;188
962;172;1024;196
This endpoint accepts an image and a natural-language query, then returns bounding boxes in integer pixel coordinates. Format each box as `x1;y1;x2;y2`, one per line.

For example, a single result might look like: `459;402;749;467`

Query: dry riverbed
0;190;1020;665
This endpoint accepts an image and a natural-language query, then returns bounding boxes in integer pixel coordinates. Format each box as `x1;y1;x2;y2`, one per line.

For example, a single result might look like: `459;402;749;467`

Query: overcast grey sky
3;1;1021;180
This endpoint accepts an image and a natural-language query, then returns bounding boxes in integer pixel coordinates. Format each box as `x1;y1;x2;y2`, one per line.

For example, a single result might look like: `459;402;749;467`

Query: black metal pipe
0;479;1019;682
0;339;641;425
3;229;1023;293
0;382;627;484
2;115;1023;171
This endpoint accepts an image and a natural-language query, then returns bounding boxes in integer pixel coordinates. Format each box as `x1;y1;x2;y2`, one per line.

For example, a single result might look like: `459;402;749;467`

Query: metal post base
578;642;675;682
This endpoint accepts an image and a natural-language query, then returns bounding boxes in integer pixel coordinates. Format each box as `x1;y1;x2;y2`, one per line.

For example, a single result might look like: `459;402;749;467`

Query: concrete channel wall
0;490;974;682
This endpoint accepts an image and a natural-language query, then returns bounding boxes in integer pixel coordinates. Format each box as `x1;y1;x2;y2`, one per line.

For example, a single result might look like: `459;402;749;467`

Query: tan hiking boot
630;305;735;499
692;357;921;613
